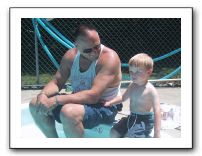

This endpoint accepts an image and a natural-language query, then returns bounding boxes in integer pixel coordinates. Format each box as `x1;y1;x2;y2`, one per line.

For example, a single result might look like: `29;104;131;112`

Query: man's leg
59;104;85;138
29;97;59;138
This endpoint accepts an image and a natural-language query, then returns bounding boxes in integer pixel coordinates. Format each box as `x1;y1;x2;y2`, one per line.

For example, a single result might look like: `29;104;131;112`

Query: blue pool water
21;106;112;138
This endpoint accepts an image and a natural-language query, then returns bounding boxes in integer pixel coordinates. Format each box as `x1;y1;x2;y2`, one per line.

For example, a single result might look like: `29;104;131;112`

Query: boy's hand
100;99;112;107
103;101;112;107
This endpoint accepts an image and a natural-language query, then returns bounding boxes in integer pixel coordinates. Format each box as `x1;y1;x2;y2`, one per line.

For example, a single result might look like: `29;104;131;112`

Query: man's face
75;32;101;61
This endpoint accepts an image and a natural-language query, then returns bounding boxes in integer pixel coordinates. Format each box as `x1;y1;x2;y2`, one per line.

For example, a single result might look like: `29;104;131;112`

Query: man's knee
60;104;84;124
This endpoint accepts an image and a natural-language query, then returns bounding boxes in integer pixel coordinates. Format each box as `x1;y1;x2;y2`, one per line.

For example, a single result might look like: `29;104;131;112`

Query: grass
22;73;54;86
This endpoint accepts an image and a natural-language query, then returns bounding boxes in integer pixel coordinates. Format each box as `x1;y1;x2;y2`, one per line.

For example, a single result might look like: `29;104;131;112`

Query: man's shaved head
74;24;98;40
74;24;100;46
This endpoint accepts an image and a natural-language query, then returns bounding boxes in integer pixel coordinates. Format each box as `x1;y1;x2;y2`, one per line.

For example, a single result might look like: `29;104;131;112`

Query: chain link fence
21;18;181;87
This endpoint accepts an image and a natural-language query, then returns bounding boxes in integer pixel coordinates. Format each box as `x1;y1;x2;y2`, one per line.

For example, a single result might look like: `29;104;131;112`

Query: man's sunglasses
83;44;101;53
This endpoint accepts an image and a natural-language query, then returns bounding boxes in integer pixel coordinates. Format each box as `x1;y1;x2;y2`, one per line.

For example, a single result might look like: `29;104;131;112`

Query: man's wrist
55;95;62;106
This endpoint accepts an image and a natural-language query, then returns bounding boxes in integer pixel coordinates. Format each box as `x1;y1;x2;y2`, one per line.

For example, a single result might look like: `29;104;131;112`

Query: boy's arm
104;95;122;106
151;88;161;138
104;83;133;106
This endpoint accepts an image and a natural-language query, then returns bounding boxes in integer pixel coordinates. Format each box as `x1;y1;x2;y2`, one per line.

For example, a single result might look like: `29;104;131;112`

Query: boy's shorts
112;112;154;138
52;103;123;129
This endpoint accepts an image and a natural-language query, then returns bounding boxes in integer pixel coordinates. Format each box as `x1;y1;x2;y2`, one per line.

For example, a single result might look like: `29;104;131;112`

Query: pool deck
21;87;181;138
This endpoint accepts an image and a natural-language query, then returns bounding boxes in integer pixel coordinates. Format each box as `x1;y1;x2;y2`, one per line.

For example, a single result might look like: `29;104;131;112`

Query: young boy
104;53;161;138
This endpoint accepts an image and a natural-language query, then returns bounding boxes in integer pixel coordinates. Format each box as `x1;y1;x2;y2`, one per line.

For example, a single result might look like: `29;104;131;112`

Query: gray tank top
69;45;121;100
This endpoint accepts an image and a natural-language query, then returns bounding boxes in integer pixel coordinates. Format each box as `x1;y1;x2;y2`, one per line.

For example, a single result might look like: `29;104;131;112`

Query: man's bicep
91;51;120;97
91;70;115;95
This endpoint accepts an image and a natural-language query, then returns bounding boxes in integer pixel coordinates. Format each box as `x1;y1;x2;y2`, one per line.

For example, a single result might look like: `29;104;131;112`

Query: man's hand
36;94;57;116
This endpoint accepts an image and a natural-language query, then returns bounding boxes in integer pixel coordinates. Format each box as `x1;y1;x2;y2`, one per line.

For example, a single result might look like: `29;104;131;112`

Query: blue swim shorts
52;103;123;129
112;112;154;138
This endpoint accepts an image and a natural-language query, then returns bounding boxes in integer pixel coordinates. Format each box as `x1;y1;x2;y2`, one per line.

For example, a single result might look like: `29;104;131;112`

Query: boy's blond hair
129;53;153;71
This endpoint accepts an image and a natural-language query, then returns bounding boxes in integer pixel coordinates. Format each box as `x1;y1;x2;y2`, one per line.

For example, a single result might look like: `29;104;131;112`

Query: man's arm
104;82;133;106
34;49;76;115
39;49;75;97
56;50;121;105
151;88;161;138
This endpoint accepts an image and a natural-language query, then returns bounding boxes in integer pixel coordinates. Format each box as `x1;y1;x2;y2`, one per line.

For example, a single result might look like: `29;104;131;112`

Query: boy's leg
110;117;128;138
110;128;122;138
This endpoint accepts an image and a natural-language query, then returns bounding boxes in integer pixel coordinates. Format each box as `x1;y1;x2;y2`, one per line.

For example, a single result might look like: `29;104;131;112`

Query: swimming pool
21;103;180;138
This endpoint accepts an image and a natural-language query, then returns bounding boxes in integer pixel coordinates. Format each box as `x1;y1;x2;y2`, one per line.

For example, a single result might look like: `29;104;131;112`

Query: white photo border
10;7;193;149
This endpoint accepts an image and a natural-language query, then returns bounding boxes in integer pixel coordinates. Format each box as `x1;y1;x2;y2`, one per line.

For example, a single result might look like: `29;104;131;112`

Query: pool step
22;107;113;138
56;122;112;138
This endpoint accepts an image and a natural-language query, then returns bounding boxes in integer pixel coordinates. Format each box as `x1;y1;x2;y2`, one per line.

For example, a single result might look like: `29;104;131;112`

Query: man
29;24;122;138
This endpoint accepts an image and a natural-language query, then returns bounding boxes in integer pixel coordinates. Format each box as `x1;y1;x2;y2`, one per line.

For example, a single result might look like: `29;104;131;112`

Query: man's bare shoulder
98;46;121;66
63;48;77;61
60;48;77;69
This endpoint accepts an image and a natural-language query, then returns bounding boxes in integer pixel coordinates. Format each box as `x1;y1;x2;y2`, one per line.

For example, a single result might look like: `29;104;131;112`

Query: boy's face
129;65;151;84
